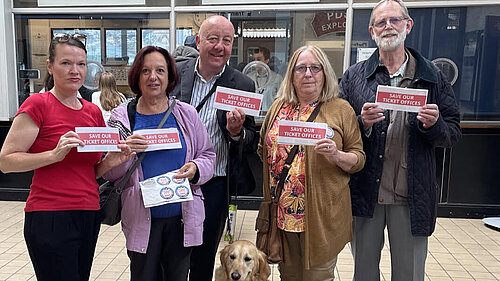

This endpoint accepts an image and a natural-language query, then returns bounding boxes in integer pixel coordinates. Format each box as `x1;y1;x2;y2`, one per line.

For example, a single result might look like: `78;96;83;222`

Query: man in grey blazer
171;15;257;281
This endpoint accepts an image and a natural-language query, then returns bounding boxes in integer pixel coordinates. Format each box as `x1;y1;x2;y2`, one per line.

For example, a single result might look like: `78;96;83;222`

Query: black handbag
99;99;176;226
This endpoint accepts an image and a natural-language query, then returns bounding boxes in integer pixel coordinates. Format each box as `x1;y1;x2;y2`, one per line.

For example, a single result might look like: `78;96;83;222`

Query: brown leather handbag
255;102;323;264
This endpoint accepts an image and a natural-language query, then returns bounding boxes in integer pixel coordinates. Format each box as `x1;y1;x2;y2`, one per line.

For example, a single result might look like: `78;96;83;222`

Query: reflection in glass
105;29;137;66
142;29;169;50
52;29;101;63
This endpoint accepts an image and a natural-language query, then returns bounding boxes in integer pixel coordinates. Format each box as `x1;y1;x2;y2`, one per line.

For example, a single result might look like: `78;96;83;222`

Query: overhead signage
277;120;327;146
213;86;263;117
38;0;144;6
311;12;346;37
134;128;182;152
375;85;428;113
76;127;120;152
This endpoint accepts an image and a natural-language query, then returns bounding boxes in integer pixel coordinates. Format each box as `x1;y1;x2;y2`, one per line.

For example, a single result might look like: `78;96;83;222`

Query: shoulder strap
195;83;218;112
115;99;177;192
274;102;323;201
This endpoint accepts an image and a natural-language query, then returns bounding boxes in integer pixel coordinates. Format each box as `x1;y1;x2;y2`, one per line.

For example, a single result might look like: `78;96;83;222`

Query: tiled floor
0;201;499;280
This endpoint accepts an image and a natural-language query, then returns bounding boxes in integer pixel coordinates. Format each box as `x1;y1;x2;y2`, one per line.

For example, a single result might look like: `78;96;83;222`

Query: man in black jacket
338;1;461;280
171;15;257;281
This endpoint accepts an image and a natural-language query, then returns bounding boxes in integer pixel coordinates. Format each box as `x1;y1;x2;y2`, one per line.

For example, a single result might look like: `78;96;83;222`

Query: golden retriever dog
215;240;271;281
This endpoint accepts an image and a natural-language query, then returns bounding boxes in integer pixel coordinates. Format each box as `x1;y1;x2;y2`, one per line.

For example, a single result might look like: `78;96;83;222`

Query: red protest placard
277;120;327;146
376;85;428;112
76;127;120;152
213;86;263;117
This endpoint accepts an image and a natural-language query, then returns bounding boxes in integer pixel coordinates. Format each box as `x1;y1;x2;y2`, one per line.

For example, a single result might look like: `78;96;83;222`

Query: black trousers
24;210;101;281
128;216;192;281
189;176;228;281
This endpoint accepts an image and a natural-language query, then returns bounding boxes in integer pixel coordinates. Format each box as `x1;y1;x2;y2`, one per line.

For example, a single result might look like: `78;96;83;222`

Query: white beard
374;25;407;52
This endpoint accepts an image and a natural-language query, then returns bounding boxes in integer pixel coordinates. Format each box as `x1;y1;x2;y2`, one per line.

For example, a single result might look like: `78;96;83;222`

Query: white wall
0;0;18;121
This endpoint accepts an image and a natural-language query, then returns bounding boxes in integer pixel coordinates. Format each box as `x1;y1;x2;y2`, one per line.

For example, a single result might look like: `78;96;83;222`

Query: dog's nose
231;272;241;280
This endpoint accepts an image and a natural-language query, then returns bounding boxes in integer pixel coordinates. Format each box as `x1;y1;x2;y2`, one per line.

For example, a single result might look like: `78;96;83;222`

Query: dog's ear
256;249;271;280
219;245;230;269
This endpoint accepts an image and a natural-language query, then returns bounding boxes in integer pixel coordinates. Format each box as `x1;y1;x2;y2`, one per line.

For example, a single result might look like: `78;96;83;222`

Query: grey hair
369;0;410;26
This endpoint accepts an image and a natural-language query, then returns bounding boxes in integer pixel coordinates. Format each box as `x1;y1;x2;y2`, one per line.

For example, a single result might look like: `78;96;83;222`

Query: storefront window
175;0;346;6
177;11;346;119
52;28;101;63
350;7;500;122
13;14;172;104
13;0;170;8
142;28;169;50
105;29;137;66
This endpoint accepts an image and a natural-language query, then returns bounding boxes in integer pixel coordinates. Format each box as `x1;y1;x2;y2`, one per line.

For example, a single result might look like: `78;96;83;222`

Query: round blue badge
175;186;190;198
160;187;175;200
142;178;156;188
157;176;171;185
172;177;186;184
326;127;335;139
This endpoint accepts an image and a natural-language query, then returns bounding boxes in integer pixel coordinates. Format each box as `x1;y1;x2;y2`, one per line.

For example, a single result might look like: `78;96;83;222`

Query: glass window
176;28;194;49
52;28;101;63
14;0;170;8
142;28;169;49
105;29;137;66
14;14;170;106
350;7;500;122
175;0;345;6
177;11;346;120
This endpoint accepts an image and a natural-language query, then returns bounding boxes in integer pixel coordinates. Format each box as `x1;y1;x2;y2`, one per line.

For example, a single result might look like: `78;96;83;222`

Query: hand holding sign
314;138;338;160
126;134;148;153
417;104;439;129
174;161;197;181
361;103;385;130
226;108;245;137
54;131;84;161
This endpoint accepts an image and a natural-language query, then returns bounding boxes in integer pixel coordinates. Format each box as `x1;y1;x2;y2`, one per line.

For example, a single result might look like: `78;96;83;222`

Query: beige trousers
278;231;338;281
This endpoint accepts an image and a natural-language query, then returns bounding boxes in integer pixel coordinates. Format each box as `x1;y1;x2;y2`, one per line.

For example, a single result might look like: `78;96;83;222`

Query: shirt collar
379;52;409;79
194;58;225;83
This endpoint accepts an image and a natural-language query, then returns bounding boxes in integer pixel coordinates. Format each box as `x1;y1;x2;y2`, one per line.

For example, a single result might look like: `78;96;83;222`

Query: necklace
51;91;82;110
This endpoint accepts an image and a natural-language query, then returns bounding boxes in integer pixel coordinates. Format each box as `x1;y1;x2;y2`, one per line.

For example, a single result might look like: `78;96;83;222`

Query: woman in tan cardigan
258;45;366;280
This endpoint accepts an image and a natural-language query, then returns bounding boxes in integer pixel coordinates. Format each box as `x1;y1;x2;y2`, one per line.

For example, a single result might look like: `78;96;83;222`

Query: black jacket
171;59;258;195
339;48;461;236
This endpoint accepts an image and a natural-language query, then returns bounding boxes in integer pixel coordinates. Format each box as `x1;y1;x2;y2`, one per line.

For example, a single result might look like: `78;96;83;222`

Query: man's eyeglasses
53;33;87;46
372;17;408;28
294;64;323;74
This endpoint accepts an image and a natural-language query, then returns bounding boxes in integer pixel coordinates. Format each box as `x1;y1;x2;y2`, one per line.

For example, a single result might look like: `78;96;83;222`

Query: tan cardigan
258;97;366;269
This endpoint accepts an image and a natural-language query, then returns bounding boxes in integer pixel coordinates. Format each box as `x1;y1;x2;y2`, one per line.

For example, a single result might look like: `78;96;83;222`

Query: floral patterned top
265;101;318;232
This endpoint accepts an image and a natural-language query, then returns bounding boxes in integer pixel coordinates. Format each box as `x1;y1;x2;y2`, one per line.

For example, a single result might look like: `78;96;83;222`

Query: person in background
338;1;461;280
173;35;200;63
171;15;257;281
103;45;215;281
0;33;132;281
246;47;283;119
258;45;365;280
91;71;126;123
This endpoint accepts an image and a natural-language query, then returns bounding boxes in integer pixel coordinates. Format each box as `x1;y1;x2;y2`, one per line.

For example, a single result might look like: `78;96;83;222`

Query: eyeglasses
53;33;87;46
372;17;408;28
294;64;323;74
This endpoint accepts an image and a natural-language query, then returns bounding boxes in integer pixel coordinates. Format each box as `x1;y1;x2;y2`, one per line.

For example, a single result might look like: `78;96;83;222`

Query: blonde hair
277;45;338;104
98;72;125;111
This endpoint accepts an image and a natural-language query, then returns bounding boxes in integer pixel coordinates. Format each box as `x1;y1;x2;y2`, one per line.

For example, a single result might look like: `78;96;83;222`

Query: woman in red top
0;34;131;281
